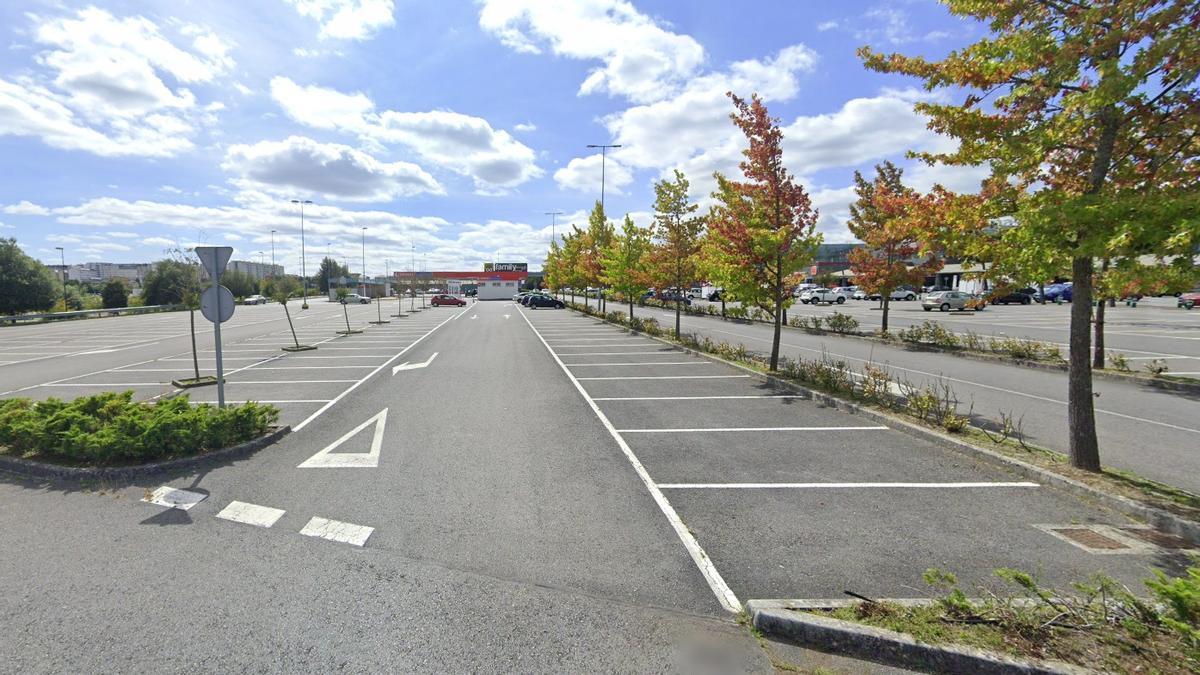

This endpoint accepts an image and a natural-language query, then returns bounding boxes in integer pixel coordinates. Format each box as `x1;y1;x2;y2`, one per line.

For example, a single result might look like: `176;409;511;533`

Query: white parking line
657;482;1040;489
564;362;708;366
593;395;806;401
518;306;741;614
616;426;889;433
551;351;678;355
300;516;374;546
216;501;286;527
576;375;751;380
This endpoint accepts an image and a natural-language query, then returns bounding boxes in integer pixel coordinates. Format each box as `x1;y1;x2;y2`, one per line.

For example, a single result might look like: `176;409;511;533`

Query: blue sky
0;0;988;274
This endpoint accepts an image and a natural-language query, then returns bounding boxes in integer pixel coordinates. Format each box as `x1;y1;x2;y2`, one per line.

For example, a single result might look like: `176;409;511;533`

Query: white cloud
780;94;942;175
817;21;839;31
108;231;139;238
222;135;444;201
553;153;633;194
160;185;184;194
513;122;536;133
478;0;705;103
46;233;83;243
286;0;396;41
224;233;242;241
3;199;51;215
76;242;132;252
0;8;231;157
270;77;543;190
0;221;12;229
143;236;177;247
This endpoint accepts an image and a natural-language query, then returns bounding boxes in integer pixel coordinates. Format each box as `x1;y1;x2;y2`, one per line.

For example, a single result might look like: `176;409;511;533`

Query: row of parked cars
513;291;566;309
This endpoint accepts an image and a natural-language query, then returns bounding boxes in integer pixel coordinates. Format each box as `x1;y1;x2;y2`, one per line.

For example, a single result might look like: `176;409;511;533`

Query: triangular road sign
297;408;387;468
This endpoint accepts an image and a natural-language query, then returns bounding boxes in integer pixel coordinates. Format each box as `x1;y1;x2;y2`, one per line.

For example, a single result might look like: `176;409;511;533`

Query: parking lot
519;307;1192;605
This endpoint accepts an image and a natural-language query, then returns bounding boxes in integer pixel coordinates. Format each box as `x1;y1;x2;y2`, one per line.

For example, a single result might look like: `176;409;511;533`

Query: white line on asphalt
616;426;889;433
518;306;741;614
300;516;374;546
298;408;388;468
550;351;677;355
0;356;158;396
576;375;751;380
657;482;1040;489
142;486;207;510
392;351;439;374
293;306;469;431
593;395;807;401
191;400;330;404
216;500;287;527
42;382;167;387
563;362;708;366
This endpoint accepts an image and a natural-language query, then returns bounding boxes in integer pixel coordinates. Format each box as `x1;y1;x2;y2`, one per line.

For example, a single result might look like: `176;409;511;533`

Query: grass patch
811;566;1200;674
0;391;278;466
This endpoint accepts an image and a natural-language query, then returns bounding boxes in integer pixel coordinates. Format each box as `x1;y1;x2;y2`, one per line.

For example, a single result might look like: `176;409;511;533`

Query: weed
1109;352;1132;372
1145;359;1170;376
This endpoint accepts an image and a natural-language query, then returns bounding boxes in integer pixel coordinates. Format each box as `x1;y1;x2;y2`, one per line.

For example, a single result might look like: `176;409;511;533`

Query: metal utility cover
201;284;235;323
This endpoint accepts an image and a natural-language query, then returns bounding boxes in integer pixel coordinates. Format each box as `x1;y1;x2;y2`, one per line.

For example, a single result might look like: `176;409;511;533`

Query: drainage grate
1032;524;1155;554
1118;527;1195;550
1051;527;1130;550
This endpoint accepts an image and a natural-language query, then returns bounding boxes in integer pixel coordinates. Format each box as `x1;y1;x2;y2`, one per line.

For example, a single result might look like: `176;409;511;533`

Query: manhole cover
1119;527;1193;550
1049;527;1130;550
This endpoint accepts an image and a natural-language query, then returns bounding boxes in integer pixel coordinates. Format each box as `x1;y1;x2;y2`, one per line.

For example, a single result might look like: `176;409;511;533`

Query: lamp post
421;253;427;308
585;143;621;215
269;230;276;277
291;199;313;308
326;242;332;298
54;246;66;311
544;211;563;245
361;227;367;297
409;243;416;312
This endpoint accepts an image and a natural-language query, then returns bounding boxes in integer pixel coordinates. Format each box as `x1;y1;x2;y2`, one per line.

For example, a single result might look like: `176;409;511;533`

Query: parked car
1039;283;1073;302
527;294;565;309
520;293;545;306
427;288;441;294
707;288;724;302
686;287;705;300
922;290;982;312
464;288;477;297
242;294;268;305
868;287;918;301
989;288;1036;305
1178;289;1200;309
657;291;691;305
852;288;868;300
792;283;820;298
800;288;850;304
340;293;370;304
431;294;465;307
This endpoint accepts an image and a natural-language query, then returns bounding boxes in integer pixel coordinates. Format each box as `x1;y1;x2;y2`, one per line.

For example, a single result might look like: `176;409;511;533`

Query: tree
0;238;57;314
579;201;614;312
543;240;563;297
181;289;204;383
601;214;653;319
142;259;200;306
860;0;1200;472
560;227;586;305
648;170;705;338
221;270;258;299
100;278;130;309
272;277;310;351
314;257;349;294
846;161;940;332
703;93;822;371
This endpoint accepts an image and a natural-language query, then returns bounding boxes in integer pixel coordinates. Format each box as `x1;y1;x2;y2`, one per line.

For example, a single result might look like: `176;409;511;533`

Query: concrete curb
571;308;1200;547
0;426;290;481
748;602;1092;675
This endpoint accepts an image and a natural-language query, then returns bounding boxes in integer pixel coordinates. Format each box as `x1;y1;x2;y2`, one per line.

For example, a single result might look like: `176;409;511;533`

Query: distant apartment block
52;262;154;286
228;260;284;280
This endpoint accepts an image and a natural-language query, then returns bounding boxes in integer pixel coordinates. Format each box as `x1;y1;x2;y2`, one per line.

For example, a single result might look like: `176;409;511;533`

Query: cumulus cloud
286;0;396;40
478;0;705;103
3;200;51;215
780;94;942;175
0;8;231;157
553;153;633;194
47;233;83;244
270;77;542;190
222;135;443;201
513;122;536;133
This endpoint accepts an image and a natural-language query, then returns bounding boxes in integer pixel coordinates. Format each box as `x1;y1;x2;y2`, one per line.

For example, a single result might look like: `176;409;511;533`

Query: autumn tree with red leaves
703;93;821;371
847;161;941;333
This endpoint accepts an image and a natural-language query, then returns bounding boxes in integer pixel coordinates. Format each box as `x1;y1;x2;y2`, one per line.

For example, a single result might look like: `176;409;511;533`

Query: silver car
922;290;981;312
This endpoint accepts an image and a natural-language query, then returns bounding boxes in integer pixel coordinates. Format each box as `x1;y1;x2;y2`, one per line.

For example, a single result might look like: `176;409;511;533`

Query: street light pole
361;227;367;297
54;246;66;311
269;230;276;277
544;211;563;245
410;243;416;312
585;143;621;215
290;200;313;308
326;242;332;298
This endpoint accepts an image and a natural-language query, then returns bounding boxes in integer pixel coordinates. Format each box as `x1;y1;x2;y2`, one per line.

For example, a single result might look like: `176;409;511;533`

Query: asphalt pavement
1;299;1193;672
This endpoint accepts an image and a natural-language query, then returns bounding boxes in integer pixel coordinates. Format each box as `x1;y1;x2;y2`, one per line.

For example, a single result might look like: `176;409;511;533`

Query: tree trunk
1038;282;1046;304
1068;256;1100;471
629;298;634;320
882;296;891;332
675;299;681;339
189;309;200;380
721;298;726;319
770;256;782;371
285;304;299;348
1093;300;1106;369
343;304;351;332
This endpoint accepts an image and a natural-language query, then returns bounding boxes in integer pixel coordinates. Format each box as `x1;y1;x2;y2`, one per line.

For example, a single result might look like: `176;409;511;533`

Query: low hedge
0;392;279;465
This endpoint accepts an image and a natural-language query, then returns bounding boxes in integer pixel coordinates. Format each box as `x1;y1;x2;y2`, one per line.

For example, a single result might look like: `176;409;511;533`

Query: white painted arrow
503;314;510;319
297;408;387;468
470;314;478;320
391;351;439;374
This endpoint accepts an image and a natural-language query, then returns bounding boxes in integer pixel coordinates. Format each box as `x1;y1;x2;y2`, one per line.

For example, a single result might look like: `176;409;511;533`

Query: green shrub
605;310;628;326
1146;566;1200;646
898;321;960;348
823;312;860;334
1108;352;1131;372
989;336;1042;360
0;392;278;464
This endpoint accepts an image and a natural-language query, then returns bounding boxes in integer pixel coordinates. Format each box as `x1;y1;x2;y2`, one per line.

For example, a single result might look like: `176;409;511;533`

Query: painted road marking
657;482;1040;489
142;486;207;510
617;426;889;433
297;408;388;468
518;306;741;614
563;362;708;366
593;395;807;401
216;501;286;527
576;375;751;381
300;516;374;546
392;352;439;374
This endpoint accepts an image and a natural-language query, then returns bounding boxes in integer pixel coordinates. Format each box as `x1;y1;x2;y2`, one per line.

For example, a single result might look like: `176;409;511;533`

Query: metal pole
270;230;276;275
586;144;621;216
361;227;367;297
326;243;332;299
209;259;226;408
55;247;66;310
292;199;312;307
544;211;562;245
410;244;416;311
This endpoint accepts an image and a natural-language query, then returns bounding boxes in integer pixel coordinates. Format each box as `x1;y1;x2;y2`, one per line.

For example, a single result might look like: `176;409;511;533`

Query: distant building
51;262;154;287
228;260;284;280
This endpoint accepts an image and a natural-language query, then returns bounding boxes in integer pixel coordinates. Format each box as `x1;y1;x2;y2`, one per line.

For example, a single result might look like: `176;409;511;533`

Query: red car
431;294;466;307
1179;289;1200;310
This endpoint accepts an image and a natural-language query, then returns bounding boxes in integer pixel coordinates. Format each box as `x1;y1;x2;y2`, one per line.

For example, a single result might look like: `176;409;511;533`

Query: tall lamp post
587;143;620;312
409;243;416;312
291;199;313;308
269;230;276;277
54;246;67;311
361;227;367;297
544;210;563;245
326;242;333;297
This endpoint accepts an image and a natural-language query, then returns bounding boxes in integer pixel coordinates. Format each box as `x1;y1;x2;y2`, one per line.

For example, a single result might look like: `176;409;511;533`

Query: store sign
489;262;527;272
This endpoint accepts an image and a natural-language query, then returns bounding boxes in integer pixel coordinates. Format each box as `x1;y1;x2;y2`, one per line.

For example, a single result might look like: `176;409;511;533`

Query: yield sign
297;408;387;468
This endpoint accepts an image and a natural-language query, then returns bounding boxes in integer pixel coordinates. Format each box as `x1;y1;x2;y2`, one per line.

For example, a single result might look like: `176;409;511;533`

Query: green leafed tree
647;170;705;338
141;259;200;306
314;256;350;294
220;270;258;299
0;238;58;315
860;0;1200;472
100;277;131;309
601;214;653;319
703;93;822;370
582;201;615;312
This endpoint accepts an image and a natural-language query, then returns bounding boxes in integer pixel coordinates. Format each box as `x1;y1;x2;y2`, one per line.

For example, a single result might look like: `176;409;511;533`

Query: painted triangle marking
297;408;387;468
392;352;438;374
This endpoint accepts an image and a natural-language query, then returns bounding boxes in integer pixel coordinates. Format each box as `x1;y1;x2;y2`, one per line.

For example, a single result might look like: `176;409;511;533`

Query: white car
686;288;705;300
852;288;868;300
242;294;268;305
341;293;371;304
800;288;850;304
867;287;918;301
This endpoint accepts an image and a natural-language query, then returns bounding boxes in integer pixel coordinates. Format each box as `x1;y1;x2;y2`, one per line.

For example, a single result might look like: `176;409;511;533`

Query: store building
393;268;529;301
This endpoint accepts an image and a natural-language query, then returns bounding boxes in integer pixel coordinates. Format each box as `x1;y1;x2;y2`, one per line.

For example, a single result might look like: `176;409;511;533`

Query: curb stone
0;426;291;481
748;601;1092;675
570;308;1200;547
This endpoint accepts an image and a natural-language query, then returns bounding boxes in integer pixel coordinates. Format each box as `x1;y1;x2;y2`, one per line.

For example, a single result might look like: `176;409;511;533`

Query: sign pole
210;259;226;408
